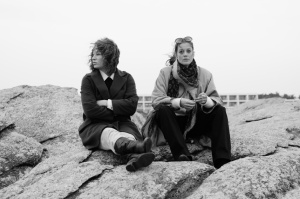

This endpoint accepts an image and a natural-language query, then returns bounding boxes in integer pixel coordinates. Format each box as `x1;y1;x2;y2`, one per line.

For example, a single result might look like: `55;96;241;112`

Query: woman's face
176;43;194;66
92;49;105;70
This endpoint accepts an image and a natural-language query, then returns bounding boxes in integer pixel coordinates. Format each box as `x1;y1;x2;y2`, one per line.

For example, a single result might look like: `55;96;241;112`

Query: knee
156;105;173;115
214;105;226;114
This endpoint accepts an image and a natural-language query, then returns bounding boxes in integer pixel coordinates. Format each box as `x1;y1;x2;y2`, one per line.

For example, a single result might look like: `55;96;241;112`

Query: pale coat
142;65;221;147
152;64;222;111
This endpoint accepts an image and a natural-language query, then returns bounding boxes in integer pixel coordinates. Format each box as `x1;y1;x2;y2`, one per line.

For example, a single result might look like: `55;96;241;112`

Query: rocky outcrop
228;98;300;159
69;162;213;199
0;85;300;199
187;148;300;199
0;85;82;143
0;131;43;174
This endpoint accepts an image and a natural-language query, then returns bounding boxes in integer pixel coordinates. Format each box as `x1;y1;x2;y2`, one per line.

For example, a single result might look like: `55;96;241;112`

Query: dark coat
78;69;142;150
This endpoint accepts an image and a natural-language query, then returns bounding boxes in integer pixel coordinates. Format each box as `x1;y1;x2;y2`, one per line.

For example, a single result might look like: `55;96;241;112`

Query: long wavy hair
89;38;120;75
166;40;194;66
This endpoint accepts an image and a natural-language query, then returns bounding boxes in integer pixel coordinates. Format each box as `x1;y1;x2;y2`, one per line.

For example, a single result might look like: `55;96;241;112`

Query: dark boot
214;158;231;169
114;137;152;155
126;152;155;172
176;154;193;161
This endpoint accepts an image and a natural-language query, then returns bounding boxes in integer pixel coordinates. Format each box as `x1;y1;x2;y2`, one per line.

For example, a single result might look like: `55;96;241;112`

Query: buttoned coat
78;69;142;150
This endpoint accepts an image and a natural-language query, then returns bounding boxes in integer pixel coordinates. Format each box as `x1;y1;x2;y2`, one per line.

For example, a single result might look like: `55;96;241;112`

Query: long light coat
152;65;222;111
142;65;221;147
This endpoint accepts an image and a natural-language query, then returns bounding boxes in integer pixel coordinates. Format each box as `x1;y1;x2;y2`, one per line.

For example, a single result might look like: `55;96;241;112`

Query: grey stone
0;147;111;199
187;149;300;199
2;85;300;199
228;98;300;159
0;85;83;142
0;131;43;175
72;161;215;199
0;166;32;190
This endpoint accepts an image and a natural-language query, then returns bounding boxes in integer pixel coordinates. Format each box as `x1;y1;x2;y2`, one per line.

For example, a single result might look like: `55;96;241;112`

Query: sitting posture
143;36;231;169
78;38;154;171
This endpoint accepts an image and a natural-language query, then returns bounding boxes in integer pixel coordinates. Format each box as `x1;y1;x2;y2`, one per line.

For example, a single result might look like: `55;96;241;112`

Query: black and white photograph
1;0;300;198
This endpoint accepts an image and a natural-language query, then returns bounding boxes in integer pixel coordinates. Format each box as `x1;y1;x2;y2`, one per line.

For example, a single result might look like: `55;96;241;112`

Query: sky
1;0;300;97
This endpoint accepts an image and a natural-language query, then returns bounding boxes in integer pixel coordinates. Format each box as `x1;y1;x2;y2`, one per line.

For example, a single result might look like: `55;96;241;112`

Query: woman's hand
97;100;108;107
194;92;207;105
180;98;196;111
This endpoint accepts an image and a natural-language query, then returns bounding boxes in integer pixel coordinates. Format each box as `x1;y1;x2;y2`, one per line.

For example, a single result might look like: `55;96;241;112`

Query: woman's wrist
171;98;181;108
202;97;215;108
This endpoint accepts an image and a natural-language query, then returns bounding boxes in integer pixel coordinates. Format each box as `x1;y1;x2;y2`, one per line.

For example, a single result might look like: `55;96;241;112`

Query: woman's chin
179;61;191;66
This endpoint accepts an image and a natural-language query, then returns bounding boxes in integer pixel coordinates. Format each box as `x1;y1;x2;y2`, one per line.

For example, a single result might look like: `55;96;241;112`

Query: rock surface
187;148;300;199
69;162;214;199
0;131;43;174
228;98;300;159
0;85;82;143
0;85;300;199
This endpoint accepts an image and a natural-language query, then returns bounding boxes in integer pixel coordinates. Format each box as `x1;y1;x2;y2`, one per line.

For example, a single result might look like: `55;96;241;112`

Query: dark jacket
78;69;142;149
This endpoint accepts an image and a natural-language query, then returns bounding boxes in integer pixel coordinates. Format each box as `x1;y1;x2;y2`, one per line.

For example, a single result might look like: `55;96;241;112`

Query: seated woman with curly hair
78;38;154;172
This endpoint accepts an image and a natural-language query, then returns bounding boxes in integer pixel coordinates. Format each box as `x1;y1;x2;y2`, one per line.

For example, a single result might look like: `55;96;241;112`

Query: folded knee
214;105;226;114
156;105;173;114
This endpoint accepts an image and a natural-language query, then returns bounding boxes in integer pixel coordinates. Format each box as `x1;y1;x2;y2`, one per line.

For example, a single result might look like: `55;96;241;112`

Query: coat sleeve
204;74;222;105
111;74;139;116
80;75;114;121
152;68;172;109
200;72;223;113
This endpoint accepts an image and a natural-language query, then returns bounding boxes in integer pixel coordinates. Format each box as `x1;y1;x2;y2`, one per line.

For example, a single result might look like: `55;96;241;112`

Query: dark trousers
154;104;231;166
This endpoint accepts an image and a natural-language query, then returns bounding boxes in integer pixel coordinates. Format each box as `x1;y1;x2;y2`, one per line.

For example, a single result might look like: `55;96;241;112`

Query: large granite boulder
0;131;43;175
69;162;214;199
187;148;300;199
228;98;300;159
0;121;43;189
1;85;300;199
0;85;82;143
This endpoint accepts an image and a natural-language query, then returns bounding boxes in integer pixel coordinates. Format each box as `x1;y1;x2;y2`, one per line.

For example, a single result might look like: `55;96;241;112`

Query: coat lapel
110;69;127;98
90;70;110;99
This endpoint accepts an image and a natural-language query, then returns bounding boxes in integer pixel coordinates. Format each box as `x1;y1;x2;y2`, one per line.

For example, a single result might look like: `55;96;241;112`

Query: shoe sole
126;153;155;172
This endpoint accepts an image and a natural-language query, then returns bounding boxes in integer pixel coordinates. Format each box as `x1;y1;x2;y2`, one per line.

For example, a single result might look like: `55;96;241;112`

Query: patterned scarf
167;59;198;98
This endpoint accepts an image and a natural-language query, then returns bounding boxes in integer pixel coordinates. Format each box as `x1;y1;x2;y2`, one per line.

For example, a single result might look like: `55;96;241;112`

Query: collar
99;70;115;80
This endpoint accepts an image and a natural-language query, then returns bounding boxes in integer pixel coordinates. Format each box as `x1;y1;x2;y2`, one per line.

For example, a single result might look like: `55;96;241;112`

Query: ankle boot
214;158;231;169
114;137;152;155
126;152;155;172
176;154;193;161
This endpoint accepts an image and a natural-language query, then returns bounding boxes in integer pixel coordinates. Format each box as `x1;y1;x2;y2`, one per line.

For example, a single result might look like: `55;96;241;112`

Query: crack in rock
40;135;63;144
7;93;24;104
0;122;15;134
245;116;273;123
65;167;114;199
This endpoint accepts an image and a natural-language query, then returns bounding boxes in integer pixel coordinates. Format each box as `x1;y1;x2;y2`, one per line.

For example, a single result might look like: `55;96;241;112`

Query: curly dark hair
166;39;194;66
89;38;120;75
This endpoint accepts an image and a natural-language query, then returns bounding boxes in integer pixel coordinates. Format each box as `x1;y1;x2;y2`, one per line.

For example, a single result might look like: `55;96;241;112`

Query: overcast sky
1;0;299;97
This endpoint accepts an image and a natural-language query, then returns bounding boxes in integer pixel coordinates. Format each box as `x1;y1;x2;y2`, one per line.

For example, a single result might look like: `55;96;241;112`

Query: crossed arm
81;75;138;122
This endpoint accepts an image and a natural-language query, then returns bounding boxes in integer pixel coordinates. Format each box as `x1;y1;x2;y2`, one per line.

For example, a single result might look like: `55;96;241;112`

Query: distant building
284;99;300;103
137;93;259;112
137;95;153;112
220;93;258;108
